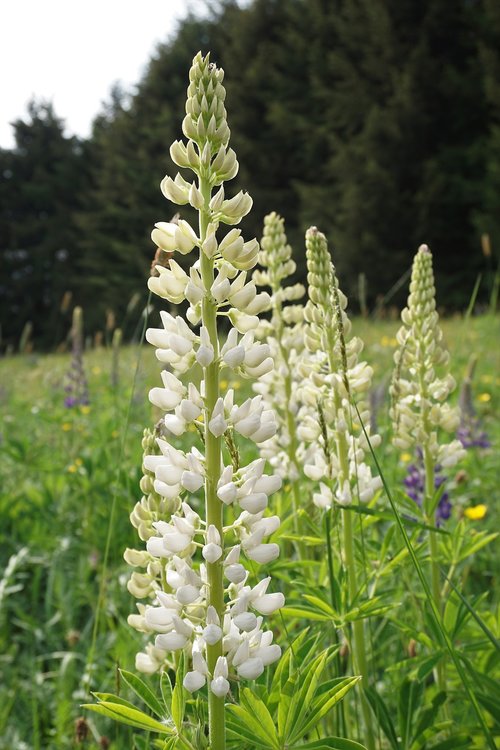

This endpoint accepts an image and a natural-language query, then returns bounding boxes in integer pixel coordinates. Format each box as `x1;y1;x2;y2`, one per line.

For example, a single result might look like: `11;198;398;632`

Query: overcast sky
0;0;206;148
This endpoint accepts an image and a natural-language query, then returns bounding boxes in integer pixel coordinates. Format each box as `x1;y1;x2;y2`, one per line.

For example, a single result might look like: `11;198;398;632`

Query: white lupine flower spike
252;213;306;535
390;245;465;695
299;226;380;750
123;52;284;747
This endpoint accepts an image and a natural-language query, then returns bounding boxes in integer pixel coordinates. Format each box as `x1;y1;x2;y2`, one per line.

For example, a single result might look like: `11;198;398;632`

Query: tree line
1;0;499;350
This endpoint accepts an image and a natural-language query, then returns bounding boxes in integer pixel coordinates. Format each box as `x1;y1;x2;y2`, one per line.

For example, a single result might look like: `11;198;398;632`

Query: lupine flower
63;307;89;408
297;226;379;749
298;227;382;508
252;212;305;481
125;53;284;704
390;245;465;472
404;449;452;525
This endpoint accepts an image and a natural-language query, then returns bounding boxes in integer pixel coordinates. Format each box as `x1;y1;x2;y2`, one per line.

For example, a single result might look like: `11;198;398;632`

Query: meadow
1;311;498;749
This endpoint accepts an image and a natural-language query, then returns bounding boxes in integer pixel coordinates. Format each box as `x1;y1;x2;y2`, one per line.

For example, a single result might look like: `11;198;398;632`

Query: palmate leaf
226;717;274;749
290;676;361;743
227;689;280;749
279;651;328;742
82;700;174;734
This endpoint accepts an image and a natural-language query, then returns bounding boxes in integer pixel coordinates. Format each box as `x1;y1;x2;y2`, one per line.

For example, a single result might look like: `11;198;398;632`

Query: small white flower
210;656;230;697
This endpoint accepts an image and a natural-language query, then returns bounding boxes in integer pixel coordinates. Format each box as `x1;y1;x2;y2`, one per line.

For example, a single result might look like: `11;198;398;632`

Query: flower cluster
252;212;305;480
63;307;89;408
297;227;381;509
390;245;465;470
125;53;283;698
404;450;451;525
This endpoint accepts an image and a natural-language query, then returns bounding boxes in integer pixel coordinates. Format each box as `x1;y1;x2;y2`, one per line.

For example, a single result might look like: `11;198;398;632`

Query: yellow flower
61;422;72;432
80;405;91;415
67;464;77;473
478;393;491;403
464;504;487;520
92;366;101;375
380;335;391;347
481;374;493;384
233;380;241;390
220;379;228;389
400;452;412;463
75;457;83;466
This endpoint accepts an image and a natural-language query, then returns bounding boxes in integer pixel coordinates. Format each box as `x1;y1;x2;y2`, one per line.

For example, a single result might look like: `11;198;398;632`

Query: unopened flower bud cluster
390;245;465;469
298;227;381;509
126;53;284;696
252;212;306;480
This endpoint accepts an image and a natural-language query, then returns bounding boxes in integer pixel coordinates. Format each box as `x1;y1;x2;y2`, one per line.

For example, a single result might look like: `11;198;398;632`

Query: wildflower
61;422;72;432
464;504;487;520
390;246;465;474
478;393;491;403
298;227;382;508
298;225;379;750
391;245;465;683
403;450;451;525
63;307;89;409
125;52;283;723
252;212;306;485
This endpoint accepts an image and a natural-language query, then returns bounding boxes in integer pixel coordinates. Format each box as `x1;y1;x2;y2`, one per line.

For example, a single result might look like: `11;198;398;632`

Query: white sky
0;0;206;148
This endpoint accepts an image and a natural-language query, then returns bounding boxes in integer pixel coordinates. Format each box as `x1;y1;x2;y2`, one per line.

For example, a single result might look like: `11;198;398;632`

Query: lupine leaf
239;688;280;747
160;671;174;719
291;676;361;742
282;652;327;742
171;653;186;733
288;739;366;750
120;668;166;718
92;692;137;710
226;716;273;749
227;703;278;749
82;701;174;733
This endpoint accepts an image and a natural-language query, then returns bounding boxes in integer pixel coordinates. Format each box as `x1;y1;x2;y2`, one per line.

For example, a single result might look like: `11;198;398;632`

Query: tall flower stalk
390;244;465;691
64;306;89;408
126;53;284;750
298;227;380;750
253;212;305;527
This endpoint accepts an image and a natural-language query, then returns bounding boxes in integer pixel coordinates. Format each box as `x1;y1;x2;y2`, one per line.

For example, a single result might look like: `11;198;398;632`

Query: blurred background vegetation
1;0;500;351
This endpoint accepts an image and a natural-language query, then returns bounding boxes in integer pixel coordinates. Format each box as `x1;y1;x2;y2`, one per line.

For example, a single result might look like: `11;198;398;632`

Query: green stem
199;176;225;750
423;445;446;694
343;507;375;750
325;511;345;737
324;325;375;749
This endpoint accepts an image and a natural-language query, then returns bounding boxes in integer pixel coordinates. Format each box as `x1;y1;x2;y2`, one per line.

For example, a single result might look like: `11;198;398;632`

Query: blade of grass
465;274;482;321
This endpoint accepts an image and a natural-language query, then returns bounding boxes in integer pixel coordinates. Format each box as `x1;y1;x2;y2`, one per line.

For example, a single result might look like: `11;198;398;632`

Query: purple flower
403;450;451;525
63;307;89;409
